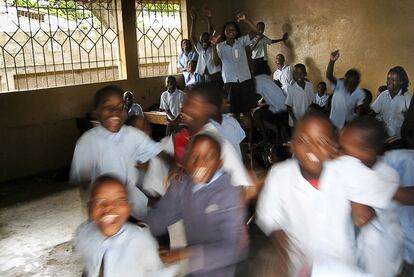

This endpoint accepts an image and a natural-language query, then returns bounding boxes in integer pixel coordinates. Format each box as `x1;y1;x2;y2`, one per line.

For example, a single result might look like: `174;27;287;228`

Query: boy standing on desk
70;85;170;219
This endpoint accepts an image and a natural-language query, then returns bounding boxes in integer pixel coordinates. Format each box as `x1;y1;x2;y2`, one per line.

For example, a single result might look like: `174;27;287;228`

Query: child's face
344;76;359;93
257;23;265;35
293;67;306;83
187;61;196;73
225;24;238;40
181;93;216;134
339;127;376;168
186;138;222;184
200;33;211;49
182;39;192;52
96;94;127;133
317;83;326;95
291;118;337;179
89;181;131;237
387;72;402;93
166;77;177;92
275;54;285;67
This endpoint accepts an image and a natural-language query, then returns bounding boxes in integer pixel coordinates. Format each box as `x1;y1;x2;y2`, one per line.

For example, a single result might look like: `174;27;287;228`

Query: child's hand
236;12;246;22
330;50;340;61
203;6;212;17
159;249;192;264
210;34;221;45
282;32;289;41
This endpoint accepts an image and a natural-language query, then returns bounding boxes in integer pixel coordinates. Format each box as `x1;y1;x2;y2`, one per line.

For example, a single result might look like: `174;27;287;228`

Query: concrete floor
0;178;84;277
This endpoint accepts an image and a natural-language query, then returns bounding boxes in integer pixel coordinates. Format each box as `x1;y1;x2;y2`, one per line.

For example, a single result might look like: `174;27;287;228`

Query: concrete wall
234;0;414;94
0;0;232;182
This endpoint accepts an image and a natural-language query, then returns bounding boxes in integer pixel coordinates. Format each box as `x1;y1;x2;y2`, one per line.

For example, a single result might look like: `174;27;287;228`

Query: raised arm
210;34;222;66
189;8;198;47
203;7;214;35
236;13;258;39
326;50;339;85
271;32;289;44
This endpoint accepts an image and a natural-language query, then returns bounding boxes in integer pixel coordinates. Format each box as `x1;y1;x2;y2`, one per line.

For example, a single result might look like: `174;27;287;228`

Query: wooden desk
144;111;168;125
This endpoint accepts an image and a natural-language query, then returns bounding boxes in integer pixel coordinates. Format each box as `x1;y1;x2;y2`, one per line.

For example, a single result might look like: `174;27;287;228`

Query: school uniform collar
192;169;225;193
97;125;126;142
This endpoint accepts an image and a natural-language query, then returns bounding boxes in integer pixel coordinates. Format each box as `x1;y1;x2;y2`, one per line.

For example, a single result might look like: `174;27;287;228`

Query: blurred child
123;91;143;117
70;85;166;218
315;81;329;111
372;66;412;138
189;7;222;86
285;64;315;127
177;39;198;73
339;116;403;277
184;60;202;88
273;53;294;95
144;134;247;277
326;50;365;129
211;13;258;124
160;76;184;121
250;21;288;62
74;175;177;277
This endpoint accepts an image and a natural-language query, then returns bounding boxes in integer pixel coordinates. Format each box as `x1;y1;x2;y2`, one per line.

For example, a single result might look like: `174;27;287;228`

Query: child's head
275;54;285;68
181;83;222;134
165;76;177;92
344;69;360;93
187;60;197;73
291;111;337;179
94;85;127;133
317;81;327;96
123;91;134;108
200;31;211;49
339;116;386;168
293;64;307;83
377;85;387;95
125;115;151;136
89;175;131;237
362;88;373;109
181;39;192;53
256;21;265;35
387;66;409;94
185;133;223;184
252;60;271;77
221;21;241;41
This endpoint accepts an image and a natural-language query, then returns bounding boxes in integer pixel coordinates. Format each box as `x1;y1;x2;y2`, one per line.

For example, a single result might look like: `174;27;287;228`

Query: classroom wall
0;0;232;182
233;0;414;94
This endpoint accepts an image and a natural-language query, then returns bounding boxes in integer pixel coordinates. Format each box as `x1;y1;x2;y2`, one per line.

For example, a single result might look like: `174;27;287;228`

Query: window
0;0;123;92
136;0;186;78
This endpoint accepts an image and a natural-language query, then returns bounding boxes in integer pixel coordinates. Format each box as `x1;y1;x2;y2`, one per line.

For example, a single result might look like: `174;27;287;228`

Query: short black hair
89;174;126;201
294;110;337;138
94;85;124;108
345;69;361;83
252;60;271;76
362;88;372;104
388;66;410;94
294;63;307;73
180;39;192;51
378;85;387;93
318;81;327;88
166;75;177;82
189;133;222;157
221;21;241;41
187;82;223;110
257;21;265;27
346;116;386;155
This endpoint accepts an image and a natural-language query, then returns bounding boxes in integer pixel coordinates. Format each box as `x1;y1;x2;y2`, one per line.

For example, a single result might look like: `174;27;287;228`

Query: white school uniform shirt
329;79;365;129
371;89;412;137
195;42;221;75
210;114;246;158
273;64;294;95
70;125;163;218
251;35;272;60
74;221;178;277
163;122;252;187
159;89;184;119
315;93;329;108
383;149;414;265
216;35;252;83
285;81;315;126
177;50;198;70
255;74;287;113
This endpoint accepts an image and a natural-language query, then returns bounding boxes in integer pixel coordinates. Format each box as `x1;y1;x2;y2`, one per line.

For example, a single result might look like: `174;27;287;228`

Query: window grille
136;0;185;78
0;0;122;92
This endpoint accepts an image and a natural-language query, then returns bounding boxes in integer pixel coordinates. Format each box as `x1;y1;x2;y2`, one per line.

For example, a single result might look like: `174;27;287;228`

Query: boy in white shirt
272;53;294;95
74;175;177;277
371;66;412;138
285;63;315;127
250;22;288;62
315;81;330;111
159;76;184;121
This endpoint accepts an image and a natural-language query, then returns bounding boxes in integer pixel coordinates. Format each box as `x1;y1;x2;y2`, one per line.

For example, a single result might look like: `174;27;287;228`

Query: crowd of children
69;8;414;277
